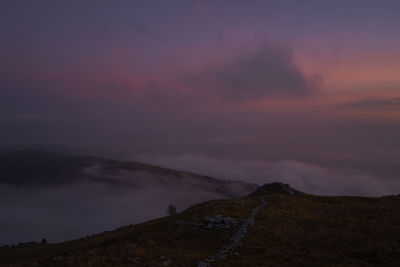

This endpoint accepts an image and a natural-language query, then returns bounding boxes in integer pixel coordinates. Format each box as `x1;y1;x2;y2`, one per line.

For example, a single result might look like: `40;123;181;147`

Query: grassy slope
222;195;400;266
1;190;400;266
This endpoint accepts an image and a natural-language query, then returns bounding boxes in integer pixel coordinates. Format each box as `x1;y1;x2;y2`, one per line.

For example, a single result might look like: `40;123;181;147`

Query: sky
1;0;400;196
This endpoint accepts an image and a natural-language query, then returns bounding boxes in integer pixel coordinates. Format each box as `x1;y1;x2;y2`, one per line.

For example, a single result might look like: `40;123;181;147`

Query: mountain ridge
0;149;258;197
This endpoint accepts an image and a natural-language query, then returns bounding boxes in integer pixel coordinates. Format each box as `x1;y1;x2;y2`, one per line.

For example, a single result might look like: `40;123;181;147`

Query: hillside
1;183;399;266
0;150;257;197
0;150;258;245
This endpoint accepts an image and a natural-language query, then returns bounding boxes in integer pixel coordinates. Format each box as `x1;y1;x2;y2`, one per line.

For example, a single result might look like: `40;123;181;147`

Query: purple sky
1;1;400;195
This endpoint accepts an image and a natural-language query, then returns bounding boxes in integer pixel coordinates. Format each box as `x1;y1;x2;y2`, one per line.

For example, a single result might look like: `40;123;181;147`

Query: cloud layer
136;154;400;197
0;167;253;245
182;43;316;102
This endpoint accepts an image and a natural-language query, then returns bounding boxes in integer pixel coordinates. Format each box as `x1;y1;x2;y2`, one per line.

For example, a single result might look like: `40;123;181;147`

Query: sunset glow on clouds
1;1;400;195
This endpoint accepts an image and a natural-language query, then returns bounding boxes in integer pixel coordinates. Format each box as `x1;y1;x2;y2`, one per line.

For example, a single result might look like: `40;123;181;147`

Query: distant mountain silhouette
0;150;258;198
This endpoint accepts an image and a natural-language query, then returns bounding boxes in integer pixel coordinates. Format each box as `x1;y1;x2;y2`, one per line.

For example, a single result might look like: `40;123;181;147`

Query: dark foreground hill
1;183;399;266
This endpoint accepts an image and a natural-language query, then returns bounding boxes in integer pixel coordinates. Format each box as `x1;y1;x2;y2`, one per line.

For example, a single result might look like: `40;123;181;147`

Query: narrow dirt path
196;197;266;267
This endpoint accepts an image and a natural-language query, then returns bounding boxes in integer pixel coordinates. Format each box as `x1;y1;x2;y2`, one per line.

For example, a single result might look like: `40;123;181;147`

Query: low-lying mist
136;154;400;197
0;167;253;245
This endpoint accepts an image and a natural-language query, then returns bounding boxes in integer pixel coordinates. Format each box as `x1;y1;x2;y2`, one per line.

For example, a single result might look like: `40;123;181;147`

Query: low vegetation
1;184;399;266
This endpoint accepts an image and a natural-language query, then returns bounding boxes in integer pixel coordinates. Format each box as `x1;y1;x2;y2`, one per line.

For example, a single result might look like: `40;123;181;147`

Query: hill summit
250;182;297;196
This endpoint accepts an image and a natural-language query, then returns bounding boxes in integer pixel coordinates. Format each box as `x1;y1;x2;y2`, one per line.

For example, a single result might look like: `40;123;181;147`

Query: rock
214;214;224;224
204;216;214;224
206;223;214;229
160;256;171;266
201;215;238;230
127;257;140;264
196;198;266;265
197;260;211;267
223;217;238;224
206;256;215;262
251;182;295;197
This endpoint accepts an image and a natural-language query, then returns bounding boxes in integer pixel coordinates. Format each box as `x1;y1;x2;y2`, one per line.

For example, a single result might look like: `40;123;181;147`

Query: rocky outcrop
250;182;296;197
204;215;238;230
175;215;238;230
196;197;266;267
